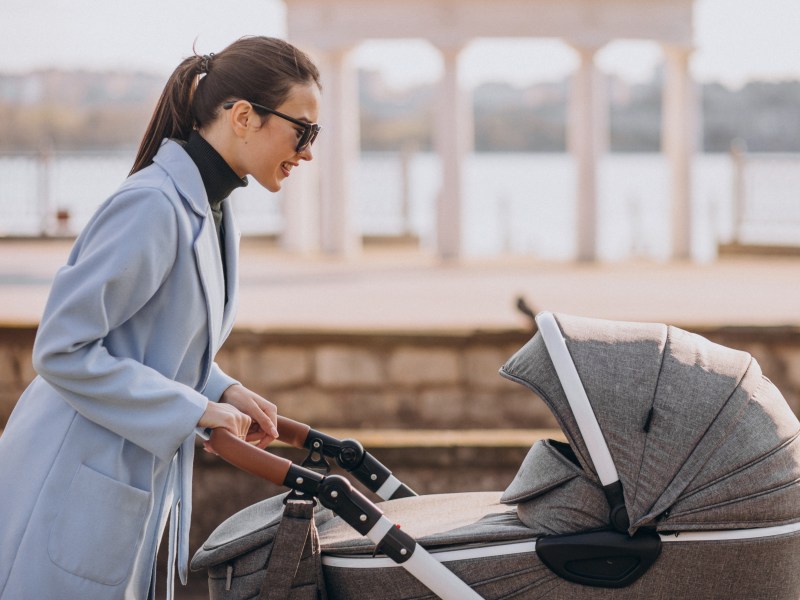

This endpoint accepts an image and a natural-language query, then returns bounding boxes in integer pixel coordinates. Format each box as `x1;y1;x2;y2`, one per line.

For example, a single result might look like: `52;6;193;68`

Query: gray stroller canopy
500;312;800;534
193;311;800;599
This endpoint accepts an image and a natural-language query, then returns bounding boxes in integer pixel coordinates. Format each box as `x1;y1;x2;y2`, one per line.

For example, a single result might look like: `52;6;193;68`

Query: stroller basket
193;311;800;599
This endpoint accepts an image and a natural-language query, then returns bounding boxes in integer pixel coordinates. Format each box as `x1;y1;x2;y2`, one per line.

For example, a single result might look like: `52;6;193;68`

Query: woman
0;36;321;599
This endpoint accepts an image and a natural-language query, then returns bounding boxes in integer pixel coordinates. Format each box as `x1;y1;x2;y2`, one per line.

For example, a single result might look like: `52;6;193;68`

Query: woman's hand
197;401;252;442
219;384;279;449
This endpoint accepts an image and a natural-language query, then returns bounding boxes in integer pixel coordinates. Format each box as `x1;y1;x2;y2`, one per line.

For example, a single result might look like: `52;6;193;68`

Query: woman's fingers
220;385;279;448
198;401;251;438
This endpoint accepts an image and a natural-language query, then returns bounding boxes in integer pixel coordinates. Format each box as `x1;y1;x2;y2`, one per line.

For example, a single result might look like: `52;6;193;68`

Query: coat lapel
193;219;225;358
220;199;240;339
154;139;227;360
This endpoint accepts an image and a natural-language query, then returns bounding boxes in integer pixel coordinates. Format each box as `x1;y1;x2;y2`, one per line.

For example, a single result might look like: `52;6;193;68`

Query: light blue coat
0;139;241;599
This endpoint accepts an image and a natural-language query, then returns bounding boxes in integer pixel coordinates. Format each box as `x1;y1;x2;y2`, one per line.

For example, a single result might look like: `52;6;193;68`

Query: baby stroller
192;311;800;599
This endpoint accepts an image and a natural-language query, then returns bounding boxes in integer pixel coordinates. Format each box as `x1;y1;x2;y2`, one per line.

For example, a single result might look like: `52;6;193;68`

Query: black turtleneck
181;130;248;237
180;131;247;302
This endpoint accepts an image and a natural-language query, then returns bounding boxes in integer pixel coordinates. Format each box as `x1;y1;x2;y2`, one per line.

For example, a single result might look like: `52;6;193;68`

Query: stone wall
3;324;800;431
0;326;37;428
212;329;558;431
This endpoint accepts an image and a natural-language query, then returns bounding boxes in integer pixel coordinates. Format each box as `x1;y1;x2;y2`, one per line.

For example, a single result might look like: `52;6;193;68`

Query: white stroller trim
363;514;483;599
324;518;800;570
660;520;800;543
375;475;405;500
535;311;619;486
323;540;539;569
536;310;631;532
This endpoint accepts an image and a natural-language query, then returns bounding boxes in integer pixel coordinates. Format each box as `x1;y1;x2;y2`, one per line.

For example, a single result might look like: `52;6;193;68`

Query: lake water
1;151;798;262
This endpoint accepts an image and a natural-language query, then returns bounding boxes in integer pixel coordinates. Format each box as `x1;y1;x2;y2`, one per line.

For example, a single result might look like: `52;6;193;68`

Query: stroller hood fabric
500;313;800;534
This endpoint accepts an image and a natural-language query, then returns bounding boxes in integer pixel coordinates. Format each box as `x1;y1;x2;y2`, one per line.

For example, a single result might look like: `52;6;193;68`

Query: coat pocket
48;464;152;585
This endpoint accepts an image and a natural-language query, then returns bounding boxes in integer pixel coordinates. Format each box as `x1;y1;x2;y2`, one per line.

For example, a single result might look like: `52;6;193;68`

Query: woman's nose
298;146;314;161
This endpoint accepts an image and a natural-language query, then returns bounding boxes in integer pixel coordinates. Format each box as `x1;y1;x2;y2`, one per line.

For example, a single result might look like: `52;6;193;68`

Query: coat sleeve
202;362;240;402
32;187;209;461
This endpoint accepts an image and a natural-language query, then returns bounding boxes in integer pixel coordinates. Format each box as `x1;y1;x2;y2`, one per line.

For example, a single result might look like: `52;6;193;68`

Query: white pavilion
280;0;697;261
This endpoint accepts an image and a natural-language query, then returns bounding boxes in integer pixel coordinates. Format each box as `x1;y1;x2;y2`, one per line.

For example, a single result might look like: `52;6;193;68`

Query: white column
662;44;696;260
281;157;320;254
434;44;472;260
318;46;361;257
568;45;607;262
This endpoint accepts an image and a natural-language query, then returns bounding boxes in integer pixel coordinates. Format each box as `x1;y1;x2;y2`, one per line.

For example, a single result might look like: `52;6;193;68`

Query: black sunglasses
222;100;321;153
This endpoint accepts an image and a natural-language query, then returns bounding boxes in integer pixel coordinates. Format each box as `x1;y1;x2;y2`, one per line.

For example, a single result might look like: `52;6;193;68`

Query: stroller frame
210;421;483;599
208;315;661;597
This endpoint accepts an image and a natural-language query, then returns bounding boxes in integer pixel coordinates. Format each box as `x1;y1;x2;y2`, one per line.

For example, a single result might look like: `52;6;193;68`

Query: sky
2;0;800;90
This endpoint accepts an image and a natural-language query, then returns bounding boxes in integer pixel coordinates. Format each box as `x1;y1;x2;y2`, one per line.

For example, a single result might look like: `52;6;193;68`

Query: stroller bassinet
192;312;800;599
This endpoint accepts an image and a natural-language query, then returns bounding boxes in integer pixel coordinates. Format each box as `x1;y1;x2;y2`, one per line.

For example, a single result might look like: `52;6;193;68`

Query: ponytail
129;55;205;175
129;37;321;176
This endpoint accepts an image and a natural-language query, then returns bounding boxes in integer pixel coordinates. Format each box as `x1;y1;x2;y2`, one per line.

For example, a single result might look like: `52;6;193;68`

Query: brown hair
130;36;321;175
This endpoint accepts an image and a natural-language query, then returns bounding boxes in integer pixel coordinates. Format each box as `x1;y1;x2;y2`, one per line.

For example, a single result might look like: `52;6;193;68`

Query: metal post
730;139;747;245
37;145;52;236
399;142;415;238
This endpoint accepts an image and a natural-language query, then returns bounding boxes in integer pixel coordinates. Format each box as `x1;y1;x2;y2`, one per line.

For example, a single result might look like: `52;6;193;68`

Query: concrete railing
725;144;800;251
3;324;800;431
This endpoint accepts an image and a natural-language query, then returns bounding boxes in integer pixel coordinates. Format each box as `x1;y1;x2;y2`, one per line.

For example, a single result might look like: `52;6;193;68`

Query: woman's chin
256;177;281;193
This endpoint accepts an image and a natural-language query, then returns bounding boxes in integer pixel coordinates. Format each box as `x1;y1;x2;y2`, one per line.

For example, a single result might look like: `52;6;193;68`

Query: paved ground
2;237;800;331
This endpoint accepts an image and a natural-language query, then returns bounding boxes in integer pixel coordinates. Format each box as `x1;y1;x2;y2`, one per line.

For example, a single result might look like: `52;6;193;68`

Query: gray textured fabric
500;439;609;535
323;524;800;599
499;334;601;483
500;440;580;504
324;551;559;600
319;492;533;555
628;326;755;527
193;493;287;567
259;499;327;600
500;312;800;534
191;493;333;600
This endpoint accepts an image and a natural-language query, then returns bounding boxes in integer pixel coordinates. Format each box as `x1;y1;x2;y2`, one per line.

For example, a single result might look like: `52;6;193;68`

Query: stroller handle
210;417;417;500
210;428;295;487
276;416;417;500
209;429;482;600
276;415;312;449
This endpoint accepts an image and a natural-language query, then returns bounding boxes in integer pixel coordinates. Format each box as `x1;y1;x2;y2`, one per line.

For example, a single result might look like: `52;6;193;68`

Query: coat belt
165;437;195;600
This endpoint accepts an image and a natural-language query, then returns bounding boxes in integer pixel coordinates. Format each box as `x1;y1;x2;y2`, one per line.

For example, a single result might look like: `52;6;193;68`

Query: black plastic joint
306;429;343;454
283;464;324;496
351;452;392;492
377;525;417;564
602;480;630;533
318;475;383;535
335;439;366;471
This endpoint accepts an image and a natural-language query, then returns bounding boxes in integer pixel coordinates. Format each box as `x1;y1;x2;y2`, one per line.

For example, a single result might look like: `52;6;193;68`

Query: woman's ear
227;100;256;139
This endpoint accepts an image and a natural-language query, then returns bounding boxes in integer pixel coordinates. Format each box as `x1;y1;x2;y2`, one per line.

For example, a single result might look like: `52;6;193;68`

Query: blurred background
2;2;800;596
2;0;800;261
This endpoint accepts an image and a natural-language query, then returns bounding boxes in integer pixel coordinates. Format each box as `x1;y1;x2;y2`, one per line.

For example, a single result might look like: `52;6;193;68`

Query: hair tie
199;53;214;74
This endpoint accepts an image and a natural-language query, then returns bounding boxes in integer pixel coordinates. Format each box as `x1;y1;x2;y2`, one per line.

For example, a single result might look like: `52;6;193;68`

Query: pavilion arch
281;0;697;261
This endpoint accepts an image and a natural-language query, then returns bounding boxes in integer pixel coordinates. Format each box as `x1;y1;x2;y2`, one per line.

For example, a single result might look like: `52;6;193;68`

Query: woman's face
239;82;321;192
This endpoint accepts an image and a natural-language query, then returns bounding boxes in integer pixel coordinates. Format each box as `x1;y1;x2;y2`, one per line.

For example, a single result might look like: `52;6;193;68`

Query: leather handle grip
276;416;311;449
210;428;292;486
